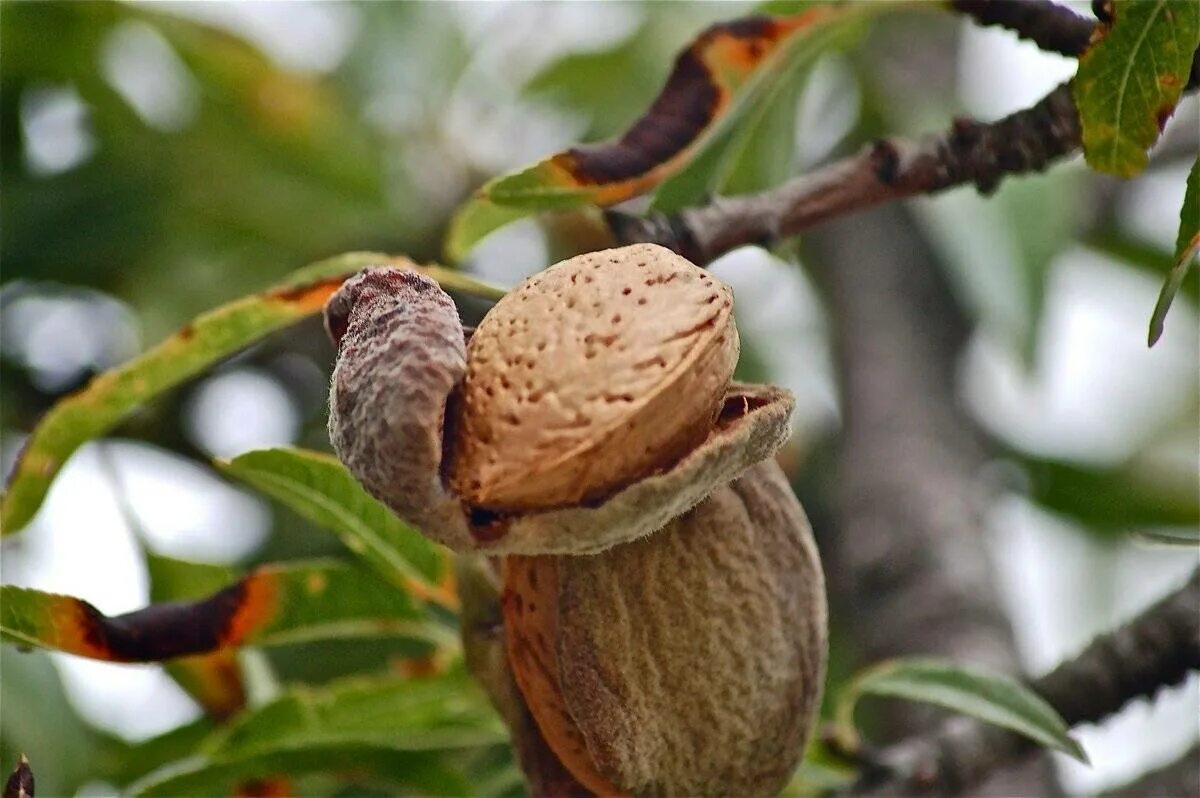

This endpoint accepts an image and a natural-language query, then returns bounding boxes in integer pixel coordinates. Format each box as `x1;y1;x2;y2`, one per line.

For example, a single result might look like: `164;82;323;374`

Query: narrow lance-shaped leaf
1020;452;1200;534
1073;0;1200;177
131;741;472;798
0;560;451;663
146;554;248;720
217;448;457;613
444;4;867;260
0;252;504;536
1133;527;1200;546
834;658;1088;763
1149;154;1200;345
203;666;503;754
129;669;504;797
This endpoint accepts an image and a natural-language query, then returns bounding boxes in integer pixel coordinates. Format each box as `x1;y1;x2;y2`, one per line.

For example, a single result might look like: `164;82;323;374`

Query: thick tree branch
607;83;1081;266
855;567;1200;796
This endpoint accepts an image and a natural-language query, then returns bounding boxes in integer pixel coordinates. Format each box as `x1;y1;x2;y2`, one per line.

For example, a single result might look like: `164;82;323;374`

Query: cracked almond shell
326;258;790;557
449;243;738;512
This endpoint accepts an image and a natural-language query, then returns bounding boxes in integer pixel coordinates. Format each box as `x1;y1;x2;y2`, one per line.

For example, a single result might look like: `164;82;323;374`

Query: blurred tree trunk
804;205;1056;796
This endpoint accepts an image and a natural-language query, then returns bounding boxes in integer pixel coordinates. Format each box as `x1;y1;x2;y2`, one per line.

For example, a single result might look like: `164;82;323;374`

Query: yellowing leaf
1;560;448;662
445;4;877;260
1;253;503;535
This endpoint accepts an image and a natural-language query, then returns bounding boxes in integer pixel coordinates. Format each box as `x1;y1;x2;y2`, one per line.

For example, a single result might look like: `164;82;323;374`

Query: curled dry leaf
325;243;828;796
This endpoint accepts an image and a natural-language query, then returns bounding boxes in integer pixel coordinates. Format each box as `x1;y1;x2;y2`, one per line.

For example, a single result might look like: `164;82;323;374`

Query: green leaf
1087;232;1200;306
1149;154;1200;345
129;741;472;797
0;649;130;797
1020;454;1200;534
217;448;456;613
147;554;238;604
1132;527;1200;546
1073;0;1200;177
1;252;504;536
443;199;532;264
0;560;451;662
129;669;504;797
835;658;1088;763
205;666;502;753
106;719;214;788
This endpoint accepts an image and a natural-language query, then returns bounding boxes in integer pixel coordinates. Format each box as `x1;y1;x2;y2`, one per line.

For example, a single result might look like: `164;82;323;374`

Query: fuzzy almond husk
456;555;593;798
450;244;738;512
325;268;474;549
504;460;827;797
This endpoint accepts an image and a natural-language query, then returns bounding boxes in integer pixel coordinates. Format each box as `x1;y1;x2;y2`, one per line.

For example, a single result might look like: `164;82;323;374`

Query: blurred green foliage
1;2;1196;795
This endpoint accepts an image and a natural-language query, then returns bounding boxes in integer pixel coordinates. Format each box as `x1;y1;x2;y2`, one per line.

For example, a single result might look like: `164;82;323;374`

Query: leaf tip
1064;736;1090;765
1147;314;1166;347
4;754;33;798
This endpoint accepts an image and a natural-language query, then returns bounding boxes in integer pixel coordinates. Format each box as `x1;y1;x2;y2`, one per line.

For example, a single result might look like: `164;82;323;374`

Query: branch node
869;140;902;186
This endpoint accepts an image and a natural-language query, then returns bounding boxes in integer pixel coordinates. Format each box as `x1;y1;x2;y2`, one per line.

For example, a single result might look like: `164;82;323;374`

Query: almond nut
324;251;828;797
449;243;737;511
325;263;791;555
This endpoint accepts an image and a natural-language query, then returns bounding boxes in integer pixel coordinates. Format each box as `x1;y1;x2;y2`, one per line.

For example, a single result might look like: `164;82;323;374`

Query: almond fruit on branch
325;244;827;797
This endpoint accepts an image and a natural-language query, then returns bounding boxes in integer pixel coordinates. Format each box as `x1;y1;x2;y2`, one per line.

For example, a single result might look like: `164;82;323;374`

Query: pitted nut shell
450;244;738;512
503;460;827;797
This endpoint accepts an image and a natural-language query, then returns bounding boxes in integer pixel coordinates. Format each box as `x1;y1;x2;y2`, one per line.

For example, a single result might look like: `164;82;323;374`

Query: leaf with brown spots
147;553;248;719
1149;153;1200;345
1074;0;1200;177
0;252;504;536
0;560;450;663
445;5;875;261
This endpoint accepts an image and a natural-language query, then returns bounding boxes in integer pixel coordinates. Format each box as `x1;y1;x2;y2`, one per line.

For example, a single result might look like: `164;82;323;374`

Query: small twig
852;567;1200;796
949;0;1094;57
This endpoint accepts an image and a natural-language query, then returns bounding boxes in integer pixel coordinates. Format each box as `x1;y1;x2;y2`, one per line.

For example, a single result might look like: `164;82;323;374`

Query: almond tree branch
948;0;1094;57
607;82;1081;266
607;0;1198;270
854;567;1200;796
